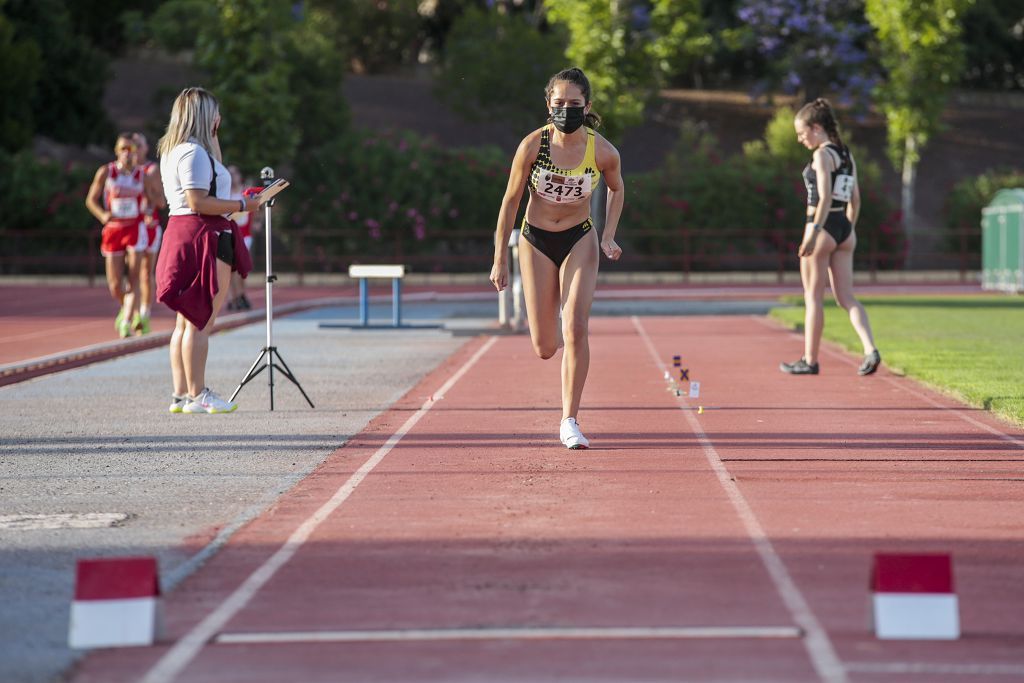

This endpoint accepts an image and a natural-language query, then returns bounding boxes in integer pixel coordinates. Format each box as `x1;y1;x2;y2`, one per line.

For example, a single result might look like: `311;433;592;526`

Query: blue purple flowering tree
736;0;877;108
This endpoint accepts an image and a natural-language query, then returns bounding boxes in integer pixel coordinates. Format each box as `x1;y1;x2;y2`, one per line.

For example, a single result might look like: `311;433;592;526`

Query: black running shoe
780;358;819;375
858;349;881;376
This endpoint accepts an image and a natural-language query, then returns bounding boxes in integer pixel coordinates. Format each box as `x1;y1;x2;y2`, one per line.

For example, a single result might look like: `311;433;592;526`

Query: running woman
131;132;166;334
85;133;145;338
490;67;624;449
781;98;881;376
156;87;261;414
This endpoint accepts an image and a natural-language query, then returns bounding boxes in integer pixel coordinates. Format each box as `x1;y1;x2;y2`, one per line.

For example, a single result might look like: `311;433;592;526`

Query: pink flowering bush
0;150;95;273
0;150;93;232
289;129;507;271
621;115;901;270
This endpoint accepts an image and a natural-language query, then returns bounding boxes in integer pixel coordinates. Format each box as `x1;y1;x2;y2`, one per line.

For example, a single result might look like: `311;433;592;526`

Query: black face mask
550;106;586;134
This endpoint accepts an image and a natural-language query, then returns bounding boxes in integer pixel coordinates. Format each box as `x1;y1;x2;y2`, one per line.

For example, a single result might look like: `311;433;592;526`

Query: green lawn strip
769;295;1024;428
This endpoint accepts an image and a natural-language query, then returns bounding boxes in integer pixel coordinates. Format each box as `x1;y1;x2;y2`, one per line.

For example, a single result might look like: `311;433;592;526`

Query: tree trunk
901;135;917;268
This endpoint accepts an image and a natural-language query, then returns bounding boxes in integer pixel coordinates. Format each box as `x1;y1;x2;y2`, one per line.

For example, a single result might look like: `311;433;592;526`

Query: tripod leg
230;347;270;402
270;348;315;408
268;349;275;411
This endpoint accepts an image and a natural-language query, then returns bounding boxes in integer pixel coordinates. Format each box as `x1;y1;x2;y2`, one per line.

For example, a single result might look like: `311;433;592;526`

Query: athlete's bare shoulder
592;130;620;170
92;163;110;182
811;145;835;171
512;127;545;166
520;127;546;152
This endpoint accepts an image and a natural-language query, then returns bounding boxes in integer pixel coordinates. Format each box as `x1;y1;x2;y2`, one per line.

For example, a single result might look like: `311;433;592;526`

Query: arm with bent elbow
601;145;624;260
184;189;259;216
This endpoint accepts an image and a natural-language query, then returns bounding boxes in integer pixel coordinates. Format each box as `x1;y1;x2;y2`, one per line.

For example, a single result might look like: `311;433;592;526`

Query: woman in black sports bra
781;98;880;377
490;67;625;450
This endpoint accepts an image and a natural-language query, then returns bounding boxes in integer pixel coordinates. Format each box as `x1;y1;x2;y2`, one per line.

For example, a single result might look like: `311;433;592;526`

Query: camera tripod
229;167;314;410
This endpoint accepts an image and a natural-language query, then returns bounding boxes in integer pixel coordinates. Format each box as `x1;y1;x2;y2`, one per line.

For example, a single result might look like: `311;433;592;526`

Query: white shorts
134;223;163;254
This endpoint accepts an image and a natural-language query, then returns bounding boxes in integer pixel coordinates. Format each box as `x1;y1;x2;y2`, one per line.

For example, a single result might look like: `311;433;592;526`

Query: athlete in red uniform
132;133;166;334
85;133;145;337
226;165;255;310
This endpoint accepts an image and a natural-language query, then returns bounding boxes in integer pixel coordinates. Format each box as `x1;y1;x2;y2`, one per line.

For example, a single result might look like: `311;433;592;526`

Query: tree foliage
435;7;567;135
284;1;351;151
0;4;40;152
2;0;112;148
334;0;425;74
194;0;300;176
544;0;707;141
65;0;165;57
959;0;1024;91
646;0;712;83
143;0;349;178
146;0;213;52
865;0;973;171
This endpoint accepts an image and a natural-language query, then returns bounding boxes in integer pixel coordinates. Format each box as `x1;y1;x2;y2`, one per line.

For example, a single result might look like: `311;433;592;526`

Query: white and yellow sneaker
169;395;188;414
182;388;237;414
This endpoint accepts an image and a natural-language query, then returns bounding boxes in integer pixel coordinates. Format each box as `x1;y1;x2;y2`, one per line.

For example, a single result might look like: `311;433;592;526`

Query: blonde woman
156;87;262;413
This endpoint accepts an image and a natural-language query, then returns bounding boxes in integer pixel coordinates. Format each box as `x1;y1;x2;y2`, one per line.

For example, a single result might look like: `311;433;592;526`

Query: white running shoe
559;417;589;450
182;388;237;414
169;395;188;414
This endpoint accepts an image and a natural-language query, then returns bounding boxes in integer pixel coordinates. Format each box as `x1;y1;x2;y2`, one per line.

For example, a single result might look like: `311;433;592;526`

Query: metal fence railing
0;227;982;285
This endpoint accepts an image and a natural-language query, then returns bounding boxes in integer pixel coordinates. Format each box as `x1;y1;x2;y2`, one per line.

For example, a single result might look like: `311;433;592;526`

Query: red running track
0;285;360;366
71;316;1024;682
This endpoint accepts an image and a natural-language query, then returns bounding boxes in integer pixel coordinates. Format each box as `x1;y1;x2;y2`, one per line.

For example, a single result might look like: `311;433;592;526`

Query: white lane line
139;336;499;683
846;661;1024;676
215;625;803;644
752;314;1024;450
0;512;128;530
632;316;848;683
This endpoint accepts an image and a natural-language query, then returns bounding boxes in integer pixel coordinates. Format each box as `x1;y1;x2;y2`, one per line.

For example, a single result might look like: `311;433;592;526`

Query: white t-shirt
160;141;233;216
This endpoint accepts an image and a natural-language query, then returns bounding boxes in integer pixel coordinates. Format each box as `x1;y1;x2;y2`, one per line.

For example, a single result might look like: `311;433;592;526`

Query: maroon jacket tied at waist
156;214;253;329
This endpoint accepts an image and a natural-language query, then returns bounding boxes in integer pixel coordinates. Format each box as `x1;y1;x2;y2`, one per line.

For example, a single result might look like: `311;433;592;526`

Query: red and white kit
134;160;163;253
234;203;253;251
101;163;145;256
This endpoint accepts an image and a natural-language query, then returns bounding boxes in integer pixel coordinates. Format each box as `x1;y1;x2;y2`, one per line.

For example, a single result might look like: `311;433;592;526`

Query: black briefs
521;217;593;267
821;212;852;246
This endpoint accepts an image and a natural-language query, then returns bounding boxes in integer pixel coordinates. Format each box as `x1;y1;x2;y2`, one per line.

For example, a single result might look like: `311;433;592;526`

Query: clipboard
256;178;289;203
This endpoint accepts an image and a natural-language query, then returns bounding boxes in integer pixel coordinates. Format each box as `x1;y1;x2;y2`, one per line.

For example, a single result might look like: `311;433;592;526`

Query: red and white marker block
870;553;959;640
69;557;163;648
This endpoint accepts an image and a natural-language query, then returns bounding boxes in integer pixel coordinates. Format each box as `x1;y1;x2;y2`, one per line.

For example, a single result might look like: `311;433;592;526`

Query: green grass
770;295;1024;427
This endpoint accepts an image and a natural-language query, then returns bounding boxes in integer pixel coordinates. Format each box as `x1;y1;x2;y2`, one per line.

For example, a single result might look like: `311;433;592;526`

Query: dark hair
796;98;844;149
545;67;602;130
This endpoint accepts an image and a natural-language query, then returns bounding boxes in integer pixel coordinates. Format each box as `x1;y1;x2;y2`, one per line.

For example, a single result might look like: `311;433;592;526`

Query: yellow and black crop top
528;126;600;205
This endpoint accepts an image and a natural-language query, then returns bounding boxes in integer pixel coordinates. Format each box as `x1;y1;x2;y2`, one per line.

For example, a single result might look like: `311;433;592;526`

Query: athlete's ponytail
545;67;602;130
797;98;844;150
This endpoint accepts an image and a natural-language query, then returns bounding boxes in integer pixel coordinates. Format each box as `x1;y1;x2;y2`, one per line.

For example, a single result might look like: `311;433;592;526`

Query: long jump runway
71;316;1024;683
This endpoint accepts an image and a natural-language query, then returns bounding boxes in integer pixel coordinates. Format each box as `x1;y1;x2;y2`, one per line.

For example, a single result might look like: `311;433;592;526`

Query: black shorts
521;218;593;267
216;230;235;266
